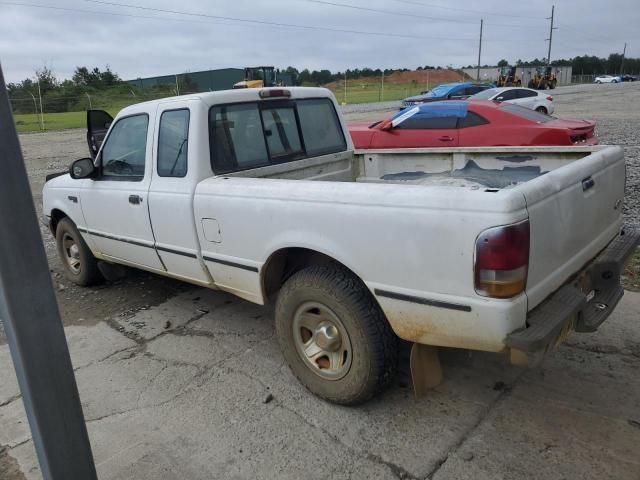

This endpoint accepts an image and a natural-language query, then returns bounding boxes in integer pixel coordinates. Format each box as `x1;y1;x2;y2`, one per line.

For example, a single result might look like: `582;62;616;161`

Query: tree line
467;53;638;75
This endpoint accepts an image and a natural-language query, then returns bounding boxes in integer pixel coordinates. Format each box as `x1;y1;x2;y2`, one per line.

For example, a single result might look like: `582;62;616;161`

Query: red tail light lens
546;95;553;101
474;220;530;298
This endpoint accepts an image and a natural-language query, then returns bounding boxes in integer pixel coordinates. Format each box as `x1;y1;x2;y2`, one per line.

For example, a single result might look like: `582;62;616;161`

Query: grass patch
13;110;120;134
622;247;640;292
325;81;431;105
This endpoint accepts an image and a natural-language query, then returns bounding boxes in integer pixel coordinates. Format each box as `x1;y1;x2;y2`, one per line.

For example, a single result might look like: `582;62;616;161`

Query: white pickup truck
43;87;638;404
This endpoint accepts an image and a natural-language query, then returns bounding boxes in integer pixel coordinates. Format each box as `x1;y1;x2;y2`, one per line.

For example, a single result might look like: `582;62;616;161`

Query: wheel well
49;209;68;235
262;248;355;302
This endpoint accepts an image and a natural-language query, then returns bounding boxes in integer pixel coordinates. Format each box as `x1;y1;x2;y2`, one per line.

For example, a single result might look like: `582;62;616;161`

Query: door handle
439;136;454;142
582;176;595;192
128;194;142;205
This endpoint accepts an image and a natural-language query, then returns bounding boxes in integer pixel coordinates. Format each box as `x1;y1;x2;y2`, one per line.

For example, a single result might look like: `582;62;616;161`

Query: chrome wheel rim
292;301;352;380
62;233;81;274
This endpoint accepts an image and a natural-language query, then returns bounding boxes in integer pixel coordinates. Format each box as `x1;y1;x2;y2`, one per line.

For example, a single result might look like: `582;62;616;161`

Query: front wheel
55;217;103;286
535;106;548;114
275;264;398;405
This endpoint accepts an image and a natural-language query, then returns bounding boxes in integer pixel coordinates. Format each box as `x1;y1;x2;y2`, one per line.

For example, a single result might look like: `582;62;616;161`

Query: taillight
570;134;587;144
546;95;553;101
474;220;529;299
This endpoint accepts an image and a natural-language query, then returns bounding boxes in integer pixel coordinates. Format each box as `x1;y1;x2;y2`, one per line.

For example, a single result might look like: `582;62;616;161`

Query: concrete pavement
2;288;639;479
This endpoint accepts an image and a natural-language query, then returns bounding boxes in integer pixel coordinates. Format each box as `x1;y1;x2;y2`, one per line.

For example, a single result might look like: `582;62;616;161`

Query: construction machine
528;66;558;90
496;66;521;87
233;66;278;89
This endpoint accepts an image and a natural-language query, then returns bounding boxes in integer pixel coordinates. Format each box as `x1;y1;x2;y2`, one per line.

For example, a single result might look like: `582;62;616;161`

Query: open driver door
86;109;113;160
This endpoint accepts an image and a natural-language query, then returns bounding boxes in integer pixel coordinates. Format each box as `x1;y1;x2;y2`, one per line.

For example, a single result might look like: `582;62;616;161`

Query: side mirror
70;158;97;179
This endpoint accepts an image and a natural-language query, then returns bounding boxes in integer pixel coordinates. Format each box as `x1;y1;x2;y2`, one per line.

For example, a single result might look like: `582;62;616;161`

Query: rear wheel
527;80;535;89
596;80;602;84
535;106;548;114
55;217;103;286
275;264;398;405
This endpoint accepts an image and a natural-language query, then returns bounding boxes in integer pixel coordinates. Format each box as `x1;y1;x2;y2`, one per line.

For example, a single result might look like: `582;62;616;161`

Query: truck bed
226;145;610;191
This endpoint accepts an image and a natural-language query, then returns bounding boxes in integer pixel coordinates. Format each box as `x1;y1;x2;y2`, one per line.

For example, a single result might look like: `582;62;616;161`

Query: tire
549;81;556;89
55;217;103;286
528;80;535;89
275;264;398;405
596;80;602;84
535;106;548;114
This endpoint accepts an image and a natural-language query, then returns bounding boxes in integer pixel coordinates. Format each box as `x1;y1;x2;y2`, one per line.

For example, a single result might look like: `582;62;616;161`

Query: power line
304;0;545;29
383;0;547;20
83;0;479;41
0;2;234;26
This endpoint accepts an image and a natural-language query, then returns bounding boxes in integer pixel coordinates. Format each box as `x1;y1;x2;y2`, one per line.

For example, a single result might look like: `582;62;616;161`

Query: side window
497;90;518;101
297;99;347;157
516;89;537;98
395;116;459;129
210;103;269;174
157;109;190;177
260;106;304;161
101;114;148;179
458;112;490;128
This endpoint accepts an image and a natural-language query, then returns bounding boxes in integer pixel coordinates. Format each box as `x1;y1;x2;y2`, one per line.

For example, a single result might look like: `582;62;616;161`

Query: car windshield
471;88;499;100
424;85;455;97
501;103;553;123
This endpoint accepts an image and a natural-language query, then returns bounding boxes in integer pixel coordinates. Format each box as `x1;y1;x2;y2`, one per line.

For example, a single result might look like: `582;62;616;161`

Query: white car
42;87;637;404
471;87;555;115
594;75;621;84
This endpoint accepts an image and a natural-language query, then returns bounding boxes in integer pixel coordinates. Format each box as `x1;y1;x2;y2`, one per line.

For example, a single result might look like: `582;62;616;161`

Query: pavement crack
274;401;417;479
0;394;21;408
424;369;527;480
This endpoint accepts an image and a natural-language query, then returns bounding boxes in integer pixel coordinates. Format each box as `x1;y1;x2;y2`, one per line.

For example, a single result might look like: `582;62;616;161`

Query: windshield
501;103;553;123
424;84;455;97
471;88;499;100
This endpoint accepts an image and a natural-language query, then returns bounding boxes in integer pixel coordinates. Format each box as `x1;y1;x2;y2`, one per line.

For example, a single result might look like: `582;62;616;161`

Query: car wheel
535;106;548;114
55;217;103;286
275;263;398;405
596;80;602;84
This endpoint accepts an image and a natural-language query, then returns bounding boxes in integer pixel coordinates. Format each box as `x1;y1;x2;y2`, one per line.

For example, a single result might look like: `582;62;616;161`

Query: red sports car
349;101;597;149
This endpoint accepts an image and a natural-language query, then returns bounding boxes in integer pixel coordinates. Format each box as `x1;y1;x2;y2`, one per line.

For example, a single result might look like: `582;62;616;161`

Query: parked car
402;82;492;107
620;74;637;82
349;101;595;149
43;87;636;405
470;87;554;114
594;75;621;83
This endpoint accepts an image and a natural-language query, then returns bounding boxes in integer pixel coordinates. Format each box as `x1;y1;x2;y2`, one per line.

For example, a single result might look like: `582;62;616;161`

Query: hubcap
62;233;81;274
292;301;352;380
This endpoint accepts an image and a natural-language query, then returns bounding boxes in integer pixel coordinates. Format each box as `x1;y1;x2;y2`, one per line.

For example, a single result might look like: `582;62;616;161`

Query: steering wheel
104;159;134;175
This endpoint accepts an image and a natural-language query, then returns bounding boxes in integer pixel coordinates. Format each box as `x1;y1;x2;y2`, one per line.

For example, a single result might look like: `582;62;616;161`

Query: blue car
402;82;493;107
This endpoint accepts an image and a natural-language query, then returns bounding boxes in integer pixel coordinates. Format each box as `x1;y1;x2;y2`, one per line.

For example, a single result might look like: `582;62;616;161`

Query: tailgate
518;146;625;309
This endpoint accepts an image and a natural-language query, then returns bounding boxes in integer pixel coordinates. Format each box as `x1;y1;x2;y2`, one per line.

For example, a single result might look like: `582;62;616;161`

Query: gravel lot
1;82;640;479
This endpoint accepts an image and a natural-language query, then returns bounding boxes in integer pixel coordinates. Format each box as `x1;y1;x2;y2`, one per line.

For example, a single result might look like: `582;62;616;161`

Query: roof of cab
117;87;334;116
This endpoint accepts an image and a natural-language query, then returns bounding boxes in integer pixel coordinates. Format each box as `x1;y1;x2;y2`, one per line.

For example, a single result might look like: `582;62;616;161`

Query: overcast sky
1;0;638;83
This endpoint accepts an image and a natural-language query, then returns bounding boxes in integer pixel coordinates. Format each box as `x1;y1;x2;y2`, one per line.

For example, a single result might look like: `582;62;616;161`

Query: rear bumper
506;226;639;365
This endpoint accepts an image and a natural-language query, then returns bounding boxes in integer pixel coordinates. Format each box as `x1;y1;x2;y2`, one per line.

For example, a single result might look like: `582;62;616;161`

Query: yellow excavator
233;66;278;89
528;66;557;90
496;66;521;87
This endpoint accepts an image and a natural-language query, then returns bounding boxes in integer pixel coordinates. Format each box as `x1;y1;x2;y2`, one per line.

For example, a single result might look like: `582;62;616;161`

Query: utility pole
381;71;384;102
621;42;627;75
545;5;558;66
476;18;483;81
36;78;45;131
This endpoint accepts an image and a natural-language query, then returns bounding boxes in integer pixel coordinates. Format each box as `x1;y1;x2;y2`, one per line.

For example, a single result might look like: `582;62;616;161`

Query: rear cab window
209;97;346;174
